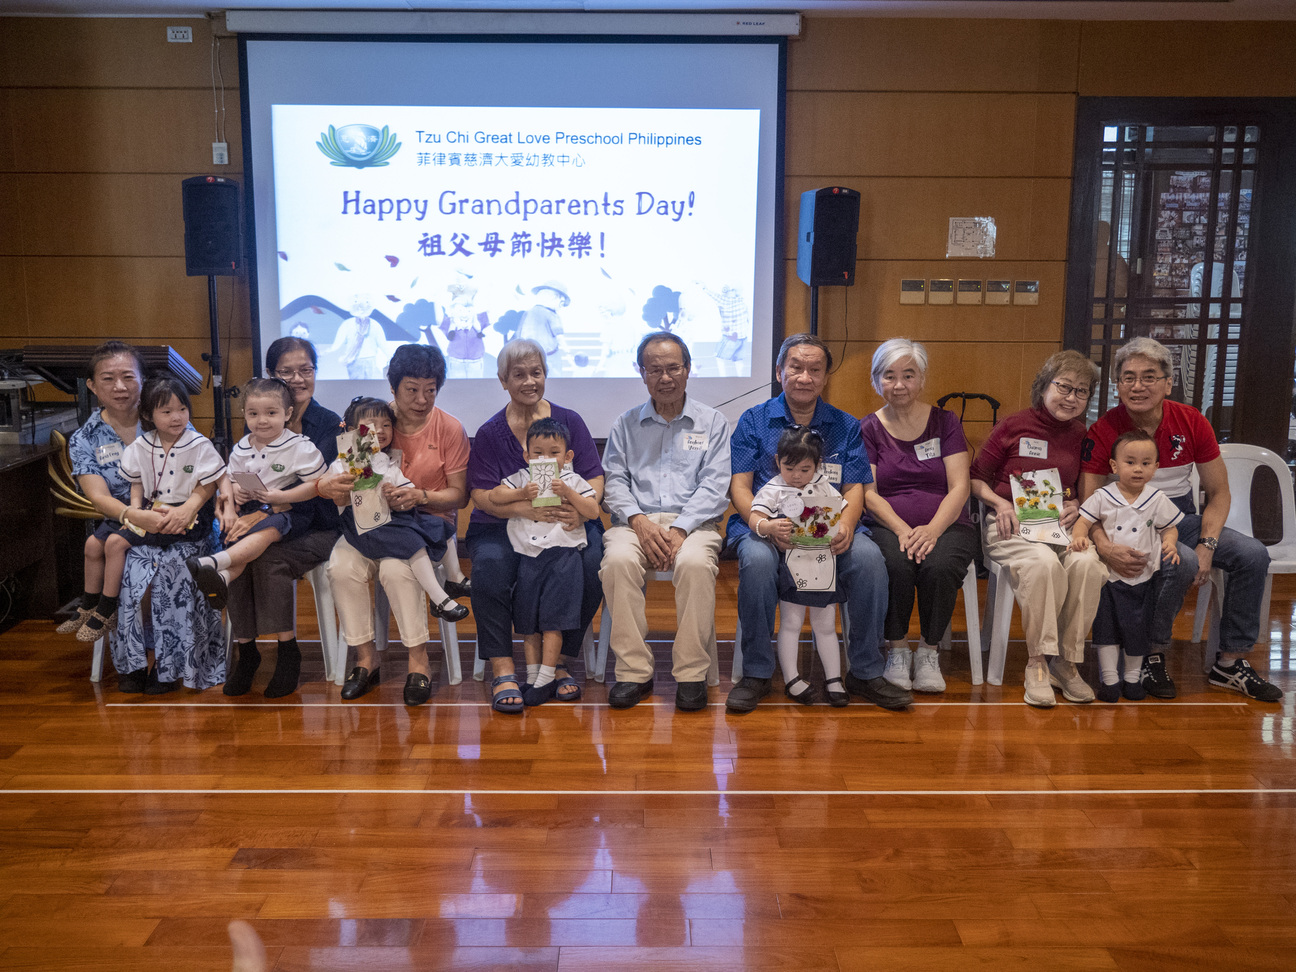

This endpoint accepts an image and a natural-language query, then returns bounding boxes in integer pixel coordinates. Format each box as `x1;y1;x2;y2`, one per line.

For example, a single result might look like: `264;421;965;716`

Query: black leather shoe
725;676;772;713
430;597;469;623
443;577;471;599
675;681;708;711
403;672;432;706
185;557;228;611
341;666;380;700
117;668;147;694
143;668;180;695
608;679;654;709
842;671;912;711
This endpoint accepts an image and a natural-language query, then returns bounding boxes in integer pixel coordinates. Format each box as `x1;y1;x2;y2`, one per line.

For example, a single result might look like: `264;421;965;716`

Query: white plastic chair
1191;444;1296;665
304;563;346;686
589;569;721;687
370;537;465;686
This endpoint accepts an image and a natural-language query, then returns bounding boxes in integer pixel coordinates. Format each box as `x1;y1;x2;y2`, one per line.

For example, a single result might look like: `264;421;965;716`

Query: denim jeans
1150;511;1269;652
729;528;888;680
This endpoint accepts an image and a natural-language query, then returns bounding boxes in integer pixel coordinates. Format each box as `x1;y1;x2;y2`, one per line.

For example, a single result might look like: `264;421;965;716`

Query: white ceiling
3;1;1295;22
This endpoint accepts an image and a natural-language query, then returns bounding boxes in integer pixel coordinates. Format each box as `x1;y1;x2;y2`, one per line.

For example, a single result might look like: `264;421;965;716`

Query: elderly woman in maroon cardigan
969;349;1107;708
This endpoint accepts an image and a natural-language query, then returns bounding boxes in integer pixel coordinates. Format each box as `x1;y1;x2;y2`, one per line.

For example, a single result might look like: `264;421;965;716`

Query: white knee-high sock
809;606;842;681
1096;644;1120;686
777;600;809;693
437;545;466;584
408;549;450;604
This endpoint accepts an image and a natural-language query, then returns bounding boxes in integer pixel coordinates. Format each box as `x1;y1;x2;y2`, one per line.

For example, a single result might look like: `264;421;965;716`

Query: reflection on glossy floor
2;566;1295;970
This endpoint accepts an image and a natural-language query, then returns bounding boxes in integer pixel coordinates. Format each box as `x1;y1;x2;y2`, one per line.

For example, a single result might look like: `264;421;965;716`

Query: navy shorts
1091;578;1155;656
512;546;582;636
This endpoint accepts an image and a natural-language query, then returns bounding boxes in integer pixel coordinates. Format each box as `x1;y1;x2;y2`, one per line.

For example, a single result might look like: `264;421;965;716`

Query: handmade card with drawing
1010;467;1071;545
529;458;561;507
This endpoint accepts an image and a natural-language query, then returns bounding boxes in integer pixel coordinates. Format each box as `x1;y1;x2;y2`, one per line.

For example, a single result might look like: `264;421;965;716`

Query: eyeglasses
643;364;685;380
1117;373;1169;388
274;367;316;381
1051;380;1091;401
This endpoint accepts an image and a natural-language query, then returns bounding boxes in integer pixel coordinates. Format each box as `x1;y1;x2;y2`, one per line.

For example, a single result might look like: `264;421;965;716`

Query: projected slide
270;105;758;382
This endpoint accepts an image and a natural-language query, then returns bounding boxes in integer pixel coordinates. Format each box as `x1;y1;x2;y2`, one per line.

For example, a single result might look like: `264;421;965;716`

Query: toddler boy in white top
488;417;600;706
1070;429;1183;702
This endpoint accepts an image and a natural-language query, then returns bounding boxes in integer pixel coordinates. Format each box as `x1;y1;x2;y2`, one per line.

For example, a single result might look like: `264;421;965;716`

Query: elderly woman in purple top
466;338;605;711
860;338;978;696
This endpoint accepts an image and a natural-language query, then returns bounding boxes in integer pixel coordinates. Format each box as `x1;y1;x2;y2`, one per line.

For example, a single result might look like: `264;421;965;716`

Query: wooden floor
2;566;1295;970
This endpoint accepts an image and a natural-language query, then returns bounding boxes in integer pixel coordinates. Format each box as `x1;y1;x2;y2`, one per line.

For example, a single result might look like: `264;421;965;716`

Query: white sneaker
1049;658;1095;703
911;646;946;693
1024;661;1056;708
883;646;913;690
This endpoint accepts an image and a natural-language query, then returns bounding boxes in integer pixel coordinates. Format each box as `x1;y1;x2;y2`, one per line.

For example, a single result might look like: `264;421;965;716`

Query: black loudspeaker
182;176;241;276
796;186;860;287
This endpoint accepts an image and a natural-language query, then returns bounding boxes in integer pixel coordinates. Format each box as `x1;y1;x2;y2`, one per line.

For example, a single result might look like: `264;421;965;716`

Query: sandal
824;676;850;708
491;674;524;714
783;674;816;706
552;666;582;702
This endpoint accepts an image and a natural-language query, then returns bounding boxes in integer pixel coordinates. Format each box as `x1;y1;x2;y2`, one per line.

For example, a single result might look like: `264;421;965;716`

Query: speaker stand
808;285;820;337
202;274;233;458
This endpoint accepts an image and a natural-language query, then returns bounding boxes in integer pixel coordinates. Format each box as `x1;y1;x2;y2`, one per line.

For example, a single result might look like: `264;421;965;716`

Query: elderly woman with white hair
465;338;605;712
860;339;978;694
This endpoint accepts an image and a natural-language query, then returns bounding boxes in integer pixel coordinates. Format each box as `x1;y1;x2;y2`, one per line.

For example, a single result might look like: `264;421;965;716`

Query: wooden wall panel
783;261;1067;346
3;174;189;256
0;88;14;170
785;176;1072;263
0;176;20;255
790;18;1081;94
0;257;29;335
0;18;237;89
2;89;243;175
785;92;1076;178
17;257;246;342
1078;22;1296;98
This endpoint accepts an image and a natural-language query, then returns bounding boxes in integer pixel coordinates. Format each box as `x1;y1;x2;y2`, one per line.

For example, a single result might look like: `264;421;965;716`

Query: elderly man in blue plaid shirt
724;334;911;712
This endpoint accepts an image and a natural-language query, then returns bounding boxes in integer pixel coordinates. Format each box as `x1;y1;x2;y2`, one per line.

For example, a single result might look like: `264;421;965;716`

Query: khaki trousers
983;520;1106;662
327;537;430;649
599;514;723;683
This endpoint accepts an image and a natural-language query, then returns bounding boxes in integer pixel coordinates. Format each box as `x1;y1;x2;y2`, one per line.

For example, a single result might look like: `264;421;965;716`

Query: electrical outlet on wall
213;142;229;165
167;26;193;43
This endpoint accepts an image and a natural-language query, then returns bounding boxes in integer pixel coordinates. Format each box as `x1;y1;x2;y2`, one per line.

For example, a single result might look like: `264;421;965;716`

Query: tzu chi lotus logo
316;123;401;168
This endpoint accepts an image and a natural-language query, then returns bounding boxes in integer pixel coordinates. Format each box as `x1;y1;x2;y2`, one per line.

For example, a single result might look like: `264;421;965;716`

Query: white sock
1123;652;1143;683
437;547;466;584
213;550;232;571
526;663;541;684
407;550;450;603
532;665;556;688
217;568;232;584
776;601;808;692
1096;644;1120;686
809;607;842;681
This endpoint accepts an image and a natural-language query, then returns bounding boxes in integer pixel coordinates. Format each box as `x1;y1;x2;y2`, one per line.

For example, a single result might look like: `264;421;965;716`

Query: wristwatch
1199;536;1219;551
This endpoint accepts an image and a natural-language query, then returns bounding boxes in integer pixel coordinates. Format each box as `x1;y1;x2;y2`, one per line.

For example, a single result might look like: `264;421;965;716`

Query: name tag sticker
682;431;707;452
915;438;941;461
95;442;122;465
1019;437;1049;460
822;462;843;485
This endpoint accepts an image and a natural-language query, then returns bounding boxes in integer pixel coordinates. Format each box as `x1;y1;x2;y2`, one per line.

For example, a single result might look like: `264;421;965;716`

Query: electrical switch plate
956;279;983;305
1014;280;1040;306
167;26;193;42
899;279;926;305
928;279;954;305
985;279;1011;305
213;142;230;165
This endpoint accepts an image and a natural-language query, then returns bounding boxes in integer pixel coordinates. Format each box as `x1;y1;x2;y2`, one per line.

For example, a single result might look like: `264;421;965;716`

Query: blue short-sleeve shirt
68;408;142;506
726;392;871;539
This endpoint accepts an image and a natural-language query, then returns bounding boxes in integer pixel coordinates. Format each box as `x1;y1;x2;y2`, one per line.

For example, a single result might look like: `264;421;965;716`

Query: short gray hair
1114;336;1173;379
1030;349;1099;409
870;338;928;395
496;338;547;381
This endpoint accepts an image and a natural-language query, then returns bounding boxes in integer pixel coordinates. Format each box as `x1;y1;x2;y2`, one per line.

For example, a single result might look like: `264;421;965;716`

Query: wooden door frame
1065;97;1296;454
